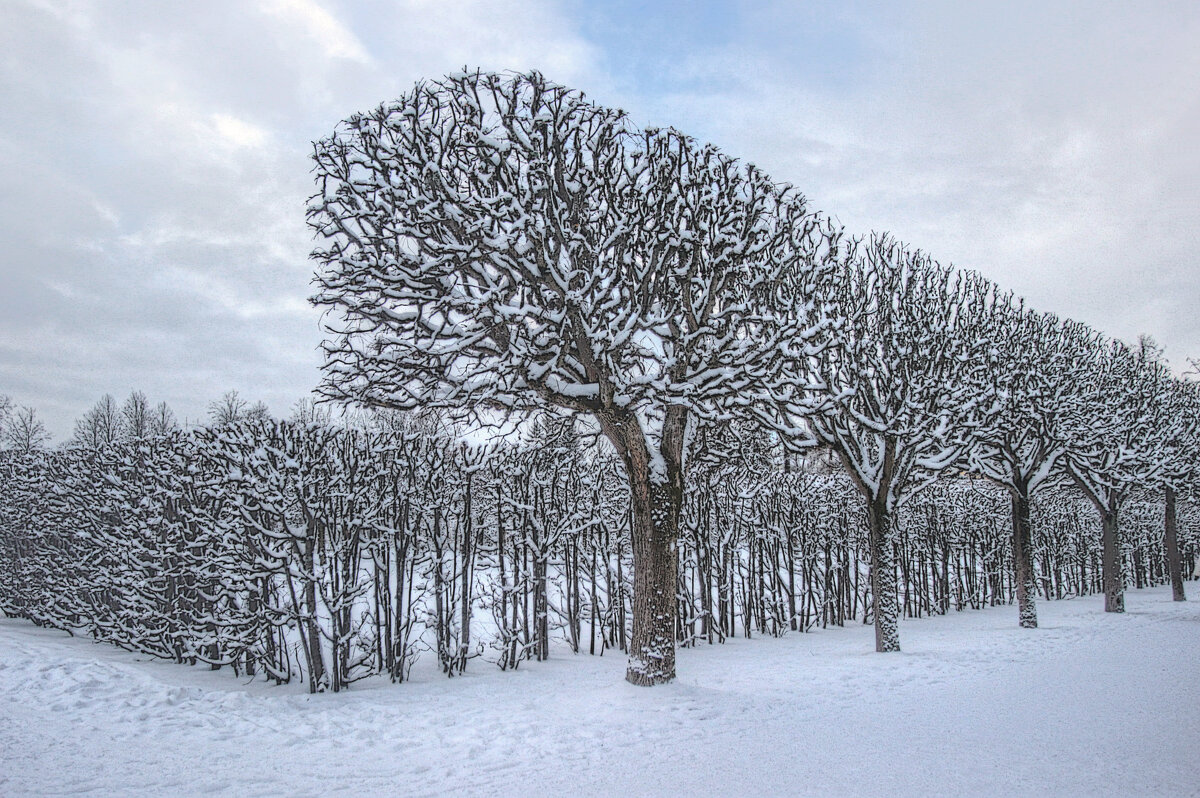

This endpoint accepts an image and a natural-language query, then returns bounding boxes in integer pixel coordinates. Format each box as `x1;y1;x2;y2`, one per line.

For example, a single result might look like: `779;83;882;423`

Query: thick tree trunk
1165;485;1186;602
625;477;679;685
600;409;684;686
1100;497;1124;613
1011;488;1038;628
866;497;900;653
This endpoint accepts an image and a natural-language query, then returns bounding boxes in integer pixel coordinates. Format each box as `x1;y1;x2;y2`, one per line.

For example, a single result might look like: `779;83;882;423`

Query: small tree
149;401;179;437
309;70;842;684
5;406;49;453
0;395;12;441
245;401;272;424
121;391;153;440
209;391;249;426
291;397;333;426
72;394;122;449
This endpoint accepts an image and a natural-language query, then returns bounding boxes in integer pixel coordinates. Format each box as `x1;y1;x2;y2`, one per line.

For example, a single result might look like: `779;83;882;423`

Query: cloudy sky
3;0;1198;441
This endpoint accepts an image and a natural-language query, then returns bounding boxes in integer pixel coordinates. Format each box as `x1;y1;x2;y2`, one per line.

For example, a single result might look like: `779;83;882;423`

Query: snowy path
2;586;1199;797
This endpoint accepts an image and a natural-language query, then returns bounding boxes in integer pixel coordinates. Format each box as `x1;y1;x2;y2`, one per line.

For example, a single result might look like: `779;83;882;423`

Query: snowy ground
2;587;1198;797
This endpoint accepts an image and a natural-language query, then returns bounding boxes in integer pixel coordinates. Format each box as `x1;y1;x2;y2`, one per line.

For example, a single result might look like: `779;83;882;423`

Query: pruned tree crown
309;69;842;441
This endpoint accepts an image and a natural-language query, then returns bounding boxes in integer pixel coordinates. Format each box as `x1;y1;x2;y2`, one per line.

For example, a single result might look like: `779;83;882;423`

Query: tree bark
600;409;684;686
1100;497;1124;613
623;476;679;684
460;474;474;670
1011;487;1038;628
303;532;325;692
867;497;900;652
534;552;549;661
1165;484;1186;602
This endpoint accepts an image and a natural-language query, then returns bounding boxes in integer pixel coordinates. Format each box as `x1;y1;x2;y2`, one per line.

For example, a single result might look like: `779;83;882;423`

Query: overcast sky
3;0;1198;441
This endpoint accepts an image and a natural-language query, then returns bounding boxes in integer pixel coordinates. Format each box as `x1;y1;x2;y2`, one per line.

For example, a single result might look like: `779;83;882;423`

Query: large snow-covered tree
805;234;1001;652
308;69;842;684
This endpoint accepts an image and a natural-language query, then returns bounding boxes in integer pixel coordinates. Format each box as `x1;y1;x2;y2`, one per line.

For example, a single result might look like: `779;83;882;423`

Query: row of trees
0;389;279;454
3;415;1194;692
308;69;1200;684
5;71;1196;690
67;391;180;449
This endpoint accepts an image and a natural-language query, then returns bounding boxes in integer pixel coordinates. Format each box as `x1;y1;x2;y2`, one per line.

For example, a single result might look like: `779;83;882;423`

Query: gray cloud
614;1;1200;367
1;0;601;440
2;0;1197;442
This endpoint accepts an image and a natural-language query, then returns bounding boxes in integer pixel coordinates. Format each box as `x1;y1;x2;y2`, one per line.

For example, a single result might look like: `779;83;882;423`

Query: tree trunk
599;410;684;686
1011;487;1038;628
866;497;900;653
625;477;679;685
590;543;598;654
459;475;474;671
1165;484;1186;602
534;552;549;661
1100;497;1124;613
303;533;325;692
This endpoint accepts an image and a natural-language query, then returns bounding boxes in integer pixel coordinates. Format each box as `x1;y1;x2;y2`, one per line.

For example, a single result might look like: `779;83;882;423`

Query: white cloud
260;0;371;63
211;113;271;148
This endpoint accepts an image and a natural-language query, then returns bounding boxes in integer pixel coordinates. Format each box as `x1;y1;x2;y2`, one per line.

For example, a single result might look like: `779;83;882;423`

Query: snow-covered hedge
1;420;1195;691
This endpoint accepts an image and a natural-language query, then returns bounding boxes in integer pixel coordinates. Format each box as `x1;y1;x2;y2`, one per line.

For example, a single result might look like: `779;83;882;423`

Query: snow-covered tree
1060;335;1178;612
2;407;1191;690
1154;373;1200;602
968;306;1092;627
309;69;842;684
806;235;1002;652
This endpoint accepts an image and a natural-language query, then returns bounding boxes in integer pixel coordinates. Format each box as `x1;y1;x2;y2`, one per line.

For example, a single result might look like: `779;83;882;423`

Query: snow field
2;584;1198;797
